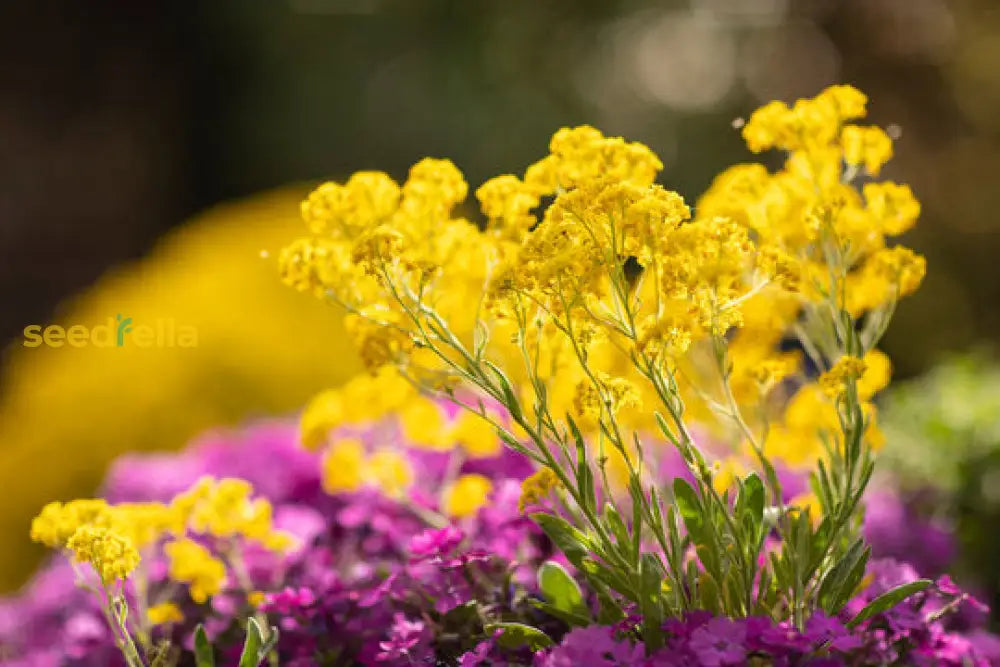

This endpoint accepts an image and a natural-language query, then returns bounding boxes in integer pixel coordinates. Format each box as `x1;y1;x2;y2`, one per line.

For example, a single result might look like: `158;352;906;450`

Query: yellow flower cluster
320;438;414;498
760;351;891;468
66;525;141;586
171;476;294;551
518;467;560;514
30;499;114;549
29;500;144;586
819;356;868;398
301;370;505;485
164;538;227;604
283;85;924;493
30;476;291;607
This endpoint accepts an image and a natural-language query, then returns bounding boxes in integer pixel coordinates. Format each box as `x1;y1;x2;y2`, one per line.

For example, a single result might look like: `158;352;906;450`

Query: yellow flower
712;457;747;496
300;171;401;236
299;389;344;450
759;427;824;470
788;492;823;527
476;174;539;240
544;125;663;190
67;525;140;586
304;368;417;445
572;374;642;425
784;385;840;434
30;499;112;549
187;478;255;538
864;404;888;451
111;502;180;550
398;397;449;450
841;125;893;175
247;590;267;608
858;349;892;399
322;438;367;494
279;85;927;544
449;412;502;458
168;477;288;551
816;84;868;121
869;246;927;297
164;538;226;604
863;182;920;236
147;602;184;626
819;356;869;398
367;449;414;499
746;353;801;396
345;309;415;373
518;467;560;513
741;86;866;154
401;158;468;216
441;474;493;518
742;100;796;153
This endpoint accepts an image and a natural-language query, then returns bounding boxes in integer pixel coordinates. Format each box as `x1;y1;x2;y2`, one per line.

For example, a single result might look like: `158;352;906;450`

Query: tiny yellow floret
819;356;868;398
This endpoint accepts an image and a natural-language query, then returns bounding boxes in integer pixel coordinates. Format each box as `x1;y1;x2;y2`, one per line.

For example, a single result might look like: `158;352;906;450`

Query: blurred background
1;0;998;590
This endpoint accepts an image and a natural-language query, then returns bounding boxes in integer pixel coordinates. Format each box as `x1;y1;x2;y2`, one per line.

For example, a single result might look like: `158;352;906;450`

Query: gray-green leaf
531;513;591;566
486;622;554;651
847;579;932;628
194;625;215;667
538;561;590;621
238;618;279;667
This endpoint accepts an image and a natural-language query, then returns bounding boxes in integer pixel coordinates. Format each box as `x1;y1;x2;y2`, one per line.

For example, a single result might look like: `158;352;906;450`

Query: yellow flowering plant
282;86;926;644
29;477;288;667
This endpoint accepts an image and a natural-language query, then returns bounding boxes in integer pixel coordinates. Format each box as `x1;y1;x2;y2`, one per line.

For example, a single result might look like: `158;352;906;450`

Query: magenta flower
409;525;464;561
687;617;747;666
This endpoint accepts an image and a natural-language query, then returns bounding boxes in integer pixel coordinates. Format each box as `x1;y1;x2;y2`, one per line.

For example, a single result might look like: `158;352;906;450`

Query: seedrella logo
23;315;198;348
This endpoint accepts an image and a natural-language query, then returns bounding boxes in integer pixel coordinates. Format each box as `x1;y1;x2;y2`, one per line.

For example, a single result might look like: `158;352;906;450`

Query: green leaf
603;502;632;558
538;561;590;621
194;625;215;667
531;513;591;566
595;587;627;624
639;553;665;651
817;539;866;612
567;415;597;514
238;617;279;667
736;474;764;523
497;430;543;463
735;472;765;544
486;622;554;651
794;510;813;577
698;571;721;614
528;598;591;627
847;579;933;628
673;478;721;576
833;546;872;613
580;557;636;600
672;478;704;541
441;601;480;629
485;362;522;421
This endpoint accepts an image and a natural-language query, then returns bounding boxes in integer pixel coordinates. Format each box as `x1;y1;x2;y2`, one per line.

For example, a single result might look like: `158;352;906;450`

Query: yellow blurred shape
0;186;360;590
